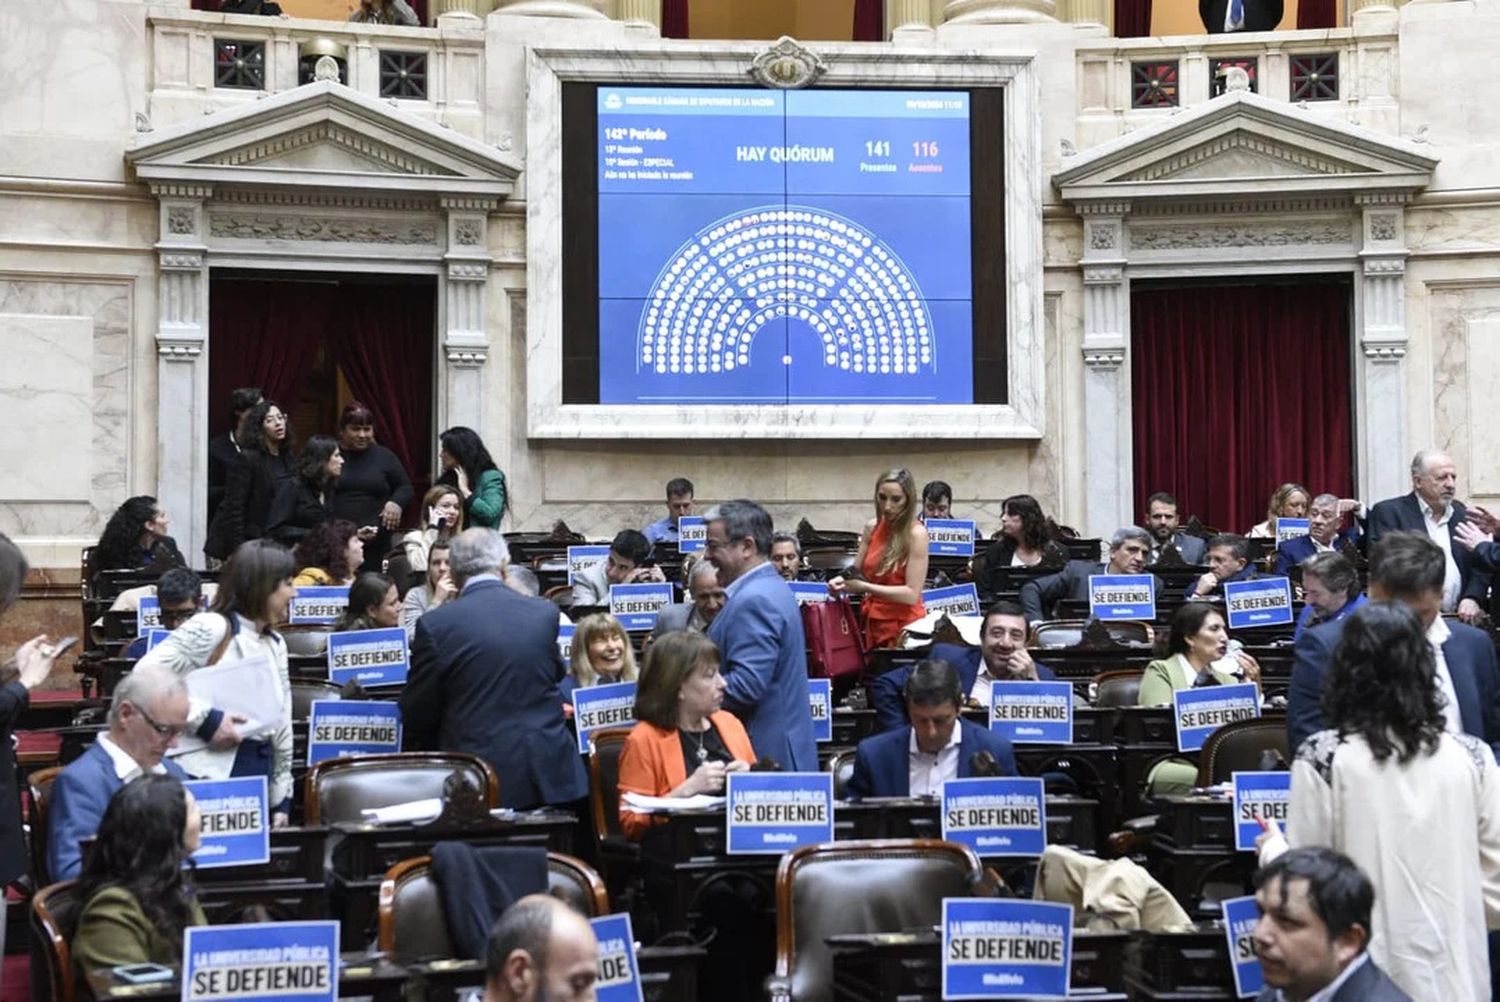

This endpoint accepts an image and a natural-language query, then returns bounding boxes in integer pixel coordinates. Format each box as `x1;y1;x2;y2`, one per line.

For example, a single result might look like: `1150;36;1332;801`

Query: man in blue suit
705;500;818;772
1292;552;1365;641
1288;531;1500;756
48;665;191;881
1186;533;1262;599
870;602;1057;732
1274;494;1362;578
402;529;587;810
847;659;1017;799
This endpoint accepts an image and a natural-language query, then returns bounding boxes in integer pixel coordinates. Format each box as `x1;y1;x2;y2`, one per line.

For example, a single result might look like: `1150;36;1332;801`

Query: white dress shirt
95;732;167;783
1427;614;1463;736
908;724;962;797
1421;499;1463;611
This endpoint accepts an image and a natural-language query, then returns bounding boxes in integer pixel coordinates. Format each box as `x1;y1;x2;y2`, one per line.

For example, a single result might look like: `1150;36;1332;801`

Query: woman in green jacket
71;774;207;989
438;426;507;530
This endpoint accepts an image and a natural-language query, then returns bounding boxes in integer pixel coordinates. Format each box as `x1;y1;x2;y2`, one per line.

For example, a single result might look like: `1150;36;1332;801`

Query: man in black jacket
1200;0;1283;32
206;386;261;526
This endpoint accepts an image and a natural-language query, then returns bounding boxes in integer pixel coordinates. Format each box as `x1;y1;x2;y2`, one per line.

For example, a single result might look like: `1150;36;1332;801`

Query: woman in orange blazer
618;631;756;840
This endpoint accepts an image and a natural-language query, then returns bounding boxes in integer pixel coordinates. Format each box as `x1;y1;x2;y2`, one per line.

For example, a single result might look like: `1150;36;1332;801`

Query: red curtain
1115;0;1152;36
663;0;689;38
208;277;332;434
853;0;883;40
1297;0;1336;28
1130;281;1353;534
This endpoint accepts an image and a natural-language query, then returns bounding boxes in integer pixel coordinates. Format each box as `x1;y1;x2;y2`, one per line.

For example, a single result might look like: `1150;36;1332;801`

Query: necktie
1229;0;1245;28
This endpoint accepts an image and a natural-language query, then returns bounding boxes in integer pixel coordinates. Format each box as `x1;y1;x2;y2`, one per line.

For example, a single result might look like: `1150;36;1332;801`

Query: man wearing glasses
47;664;191;880
122;568;205;659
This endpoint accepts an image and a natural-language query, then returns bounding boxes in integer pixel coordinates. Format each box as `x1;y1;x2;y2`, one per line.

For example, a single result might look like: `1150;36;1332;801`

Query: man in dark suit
847;660;1017;799
1252;847;1411;1001
650;559;725;639
1287;531;1500;756
1146;492;1207;565
402;529;587;810
1186;533;1261;599
206;386;261;527
48;665;191;881
1200;0;1283;33
870;602;1057;732
1366;449;1490;622
1274;493;1362;577
705;500;818;772
1019;526;1161;624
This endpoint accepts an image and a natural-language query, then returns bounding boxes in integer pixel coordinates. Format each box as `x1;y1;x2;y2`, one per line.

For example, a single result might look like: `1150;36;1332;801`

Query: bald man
484;895;599;1002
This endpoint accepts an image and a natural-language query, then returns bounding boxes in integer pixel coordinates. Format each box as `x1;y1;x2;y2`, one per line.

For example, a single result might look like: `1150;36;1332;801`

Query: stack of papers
621;792;725;813
360;798;443;825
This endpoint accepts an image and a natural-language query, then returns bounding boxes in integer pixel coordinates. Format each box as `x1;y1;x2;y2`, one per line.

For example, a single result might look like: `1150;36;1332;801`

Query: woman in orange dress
828;468;930;649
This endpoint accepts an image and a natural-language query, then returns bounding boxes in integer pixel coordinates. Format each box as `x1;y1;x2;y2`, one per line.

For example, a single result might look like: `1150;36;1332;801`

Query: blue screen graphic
598;87;974;405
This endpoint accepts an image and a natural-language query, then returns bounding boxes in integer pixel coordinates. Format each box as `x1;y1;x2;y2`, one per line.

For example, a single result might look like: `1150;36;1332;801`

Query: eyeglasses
132;702;184;738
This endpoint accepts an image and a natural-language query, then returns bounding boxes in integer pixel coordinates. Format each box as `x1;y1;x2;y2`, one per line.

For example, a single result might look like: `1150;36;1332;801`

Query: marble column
1059;0;1109;29
434;0;486;15
442;198;498;434
1355;194;1411;503
1077;204;1133;536
151;184;213;561
942;0;1057;23
1349;0;1398;20
615;0;661;32
490;0;607;16
887;0;935;39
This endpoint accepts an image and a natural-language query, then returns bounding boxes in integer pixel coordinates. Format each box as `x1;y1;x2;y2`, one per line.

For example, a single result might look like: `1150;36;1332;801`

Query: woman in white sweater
136;539;296;824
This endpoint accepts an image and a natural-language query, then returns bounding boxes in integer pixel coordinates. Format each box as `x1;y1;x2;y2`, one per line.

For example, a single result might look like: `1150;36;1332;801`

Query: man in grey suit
1019;526;1161;625
705;500;818;772
650;558;726;639
1145;492;1207;565
1251;847;1411;1001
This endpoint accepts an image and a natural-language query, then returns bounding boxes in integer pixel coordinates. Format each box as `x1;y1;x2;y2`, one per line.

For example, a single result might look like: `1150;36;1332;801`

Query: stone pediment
127;80;519;199
1054;90;1436;205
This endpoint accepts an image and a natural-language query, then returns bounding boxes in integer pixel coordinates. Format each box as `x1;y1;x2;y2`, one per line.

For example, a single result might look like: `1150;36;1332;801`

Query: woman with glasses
204;400;294;561
137;539;296;826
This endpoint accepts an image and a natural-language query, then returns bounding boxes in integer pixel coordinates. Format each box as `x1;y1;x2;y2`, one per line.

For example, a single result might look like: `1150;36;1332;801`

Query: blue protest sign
923;583;981;617
137;595;161;635
326;627;409;686
145;628;172;651
1232;770;1290;852
927;519;977;558
989;682;1073;744
609;583;673;631
1274;517;1310;545
1088;574;1156;621
941;777;1047;856
183;920;339;1002
941;898;1072;1000
183;776;270;869
677;515;706;554
557;623;576;663
726;772;834;855
288;585;348;625
1172;682;1260;752
307;700;402;766
1224;576;1294;629
807;678;832;743
574;681;638;754
788;581;831;605
590;913;644;1002
568;545;611;586
1221;895;1265;997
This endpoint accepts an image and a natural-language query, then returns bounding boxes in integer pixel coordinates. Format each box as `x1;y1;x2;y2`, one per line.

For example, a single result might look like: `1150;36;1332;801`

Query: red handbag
802;597;867;679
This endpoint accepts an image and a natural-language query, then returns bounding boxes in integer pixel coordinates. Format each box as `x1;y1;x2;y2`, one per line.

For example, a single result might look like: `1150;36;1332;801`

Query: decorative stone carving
446;348;488;366
1123;133;1363;183
1129;222;1347;250
1363;343;1407;360
748;37;827;90
1082;347;1125;368
166;207;195;235
1363;256;1406;275
454;220;482;245
448;262;487;280
208;123;454;177
1369;213;1398;240
1223;66;1252;93
1087;223;1117;250
210;214;438;244
314;55;341;83
159;252;206;270
157;342;203;360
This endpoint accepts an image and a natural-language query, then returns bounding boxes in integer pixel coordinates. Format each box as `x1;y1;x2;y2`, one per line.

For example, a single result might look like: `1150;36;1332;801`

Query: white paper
170;653;288;755
361;798;444;825
896;612;983;648
621;792;725;813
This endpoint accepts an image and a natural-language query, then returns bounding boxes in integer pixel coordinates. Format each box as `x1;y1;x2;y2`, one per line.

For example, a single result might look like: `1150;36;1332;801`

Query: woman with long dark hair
1267;601;1500;1001
436;426;506;530
1139;602;1261;706
978;494;1066;595
93;495;185;586
827;467;929;649
333;572;401;632
71;774;206;981
204;400;294;560
292;519;363;587
331;402;413;572
266;435;342;546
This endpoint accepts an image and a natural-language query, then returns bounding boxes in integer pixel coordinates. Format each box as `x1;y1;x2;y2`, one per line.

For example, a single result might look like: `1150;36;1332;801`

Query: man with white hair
47;664;191;880
651;558;726;638
401;529;587;810
1367;450;1491;622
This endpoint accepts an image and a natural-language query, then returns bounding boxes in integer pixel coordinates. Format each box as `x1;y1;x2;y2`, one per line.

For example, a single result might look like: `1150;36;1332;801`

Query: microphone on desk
969;750;1001;778
751;758;783;773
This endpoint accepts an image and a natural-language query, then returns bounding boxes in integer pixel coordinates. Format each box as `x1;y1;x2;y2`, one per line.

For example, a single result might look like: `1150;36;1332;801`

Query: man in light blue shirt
642;477;694;545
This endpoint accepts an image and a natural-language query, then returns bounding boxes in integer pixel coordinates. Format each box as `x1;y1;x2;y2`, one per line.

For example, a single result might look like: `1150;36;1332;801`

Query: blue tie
1229;0;1244;27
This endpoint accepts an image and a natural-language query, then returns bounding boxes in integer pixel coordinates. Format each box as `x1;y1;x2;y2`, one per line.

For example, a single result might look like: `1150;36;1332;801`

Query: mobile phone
50;636;79;659
113;962;174;984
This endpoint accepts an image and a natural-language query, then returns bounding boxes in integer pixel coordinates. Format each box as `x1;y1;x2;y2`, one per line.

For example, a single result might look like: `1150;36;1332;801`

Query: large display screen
596;86;974;406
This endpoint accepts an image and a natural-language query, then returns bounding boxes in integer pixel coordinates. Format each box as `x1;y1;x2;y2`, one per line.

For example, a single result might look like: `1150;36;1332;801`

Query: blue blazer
1367;493;1491;604
707;562;818;772
48;741;188;882
1288;614;1500;757
845;719;1017;799
869;643;1058;733
402;579;587;809
1273;526;1361;577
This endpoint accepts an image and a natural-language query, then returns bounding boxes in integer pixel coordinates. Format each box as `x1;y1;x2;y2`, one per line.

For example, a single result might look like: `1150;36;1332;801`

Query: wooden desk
1147;795;1253;915
1122;926;1237;999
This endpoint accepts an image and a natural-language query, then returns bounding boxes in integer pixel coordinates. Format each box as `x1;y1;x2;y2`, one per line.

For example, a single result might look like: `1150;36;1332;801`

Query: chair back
1032;619;1153;649
775;839;987;1002
1196;714;1290;786
290;680;343;721
378;852;609;956
282;625;331;658
32;880;81;1002
28;765;64;888
1092;669;1144;708
826;749;858;801
587;727;633;841
304;752;498;825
